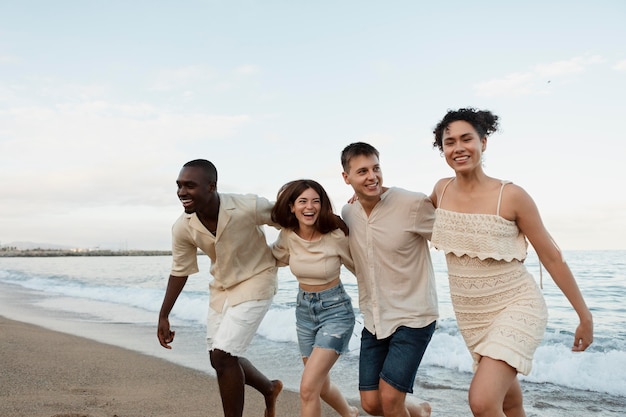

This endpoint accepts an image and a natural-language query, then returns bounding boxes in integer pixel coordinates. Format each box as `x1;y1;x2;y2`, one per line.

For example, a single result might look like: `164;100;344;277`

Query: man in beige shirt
341;142;438;417
157;159;282;417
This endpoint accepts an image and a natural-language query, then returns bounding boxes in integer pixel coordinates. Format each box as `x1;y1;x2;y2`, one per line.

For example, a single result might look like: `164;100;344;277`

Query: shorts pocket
320;293;351;310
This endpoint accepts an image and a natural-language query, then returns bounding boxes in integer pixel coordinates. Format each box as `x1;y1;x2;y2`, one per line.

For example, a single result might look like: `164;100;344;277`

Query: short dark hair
432;108;499;152
271;179;348;236
183;159;218;183
340;142;379;172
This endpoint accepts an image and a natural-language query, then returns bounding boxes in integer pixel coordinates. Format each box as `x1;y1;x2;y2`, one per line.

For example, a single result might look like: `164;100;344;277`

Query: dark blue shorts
359;322;436;393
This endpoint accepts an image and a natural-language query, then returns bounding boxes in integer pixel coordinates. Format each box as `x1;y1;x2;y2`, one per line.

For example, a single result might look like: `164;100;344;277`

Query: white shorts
206;297;272;357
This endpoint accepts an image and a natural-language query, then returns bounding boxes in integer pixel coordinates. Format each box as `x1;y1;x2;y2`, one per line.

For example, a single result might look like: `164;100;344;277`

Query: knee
360;401;381;416
379;389;404;416
468;391;491;417
360;395;382;416
299;380;319;403
502;391;523;414
209;349;237;373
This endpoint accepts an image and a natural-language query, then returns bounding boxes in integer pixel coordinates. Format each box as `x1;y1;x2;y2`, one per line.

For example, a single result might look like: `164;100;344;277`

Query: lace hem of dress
432;209;528;262
431;243;527;263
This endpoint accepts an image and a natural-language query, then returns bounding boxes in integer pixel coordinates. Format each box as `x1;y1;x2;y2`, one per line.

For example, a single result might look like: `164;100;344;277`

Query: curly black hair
432;108;499;152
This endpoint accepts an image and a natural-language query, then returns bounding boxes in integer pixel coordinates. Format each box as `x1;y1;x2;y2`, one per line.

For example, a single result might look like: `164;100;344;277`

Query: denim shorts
296;282;355;357
359;321;436;393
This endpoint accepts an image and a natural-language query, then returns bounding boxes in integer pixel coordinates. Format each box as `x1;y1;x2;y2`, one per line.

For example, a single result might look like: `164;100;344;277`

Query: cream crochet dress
431;180;548;375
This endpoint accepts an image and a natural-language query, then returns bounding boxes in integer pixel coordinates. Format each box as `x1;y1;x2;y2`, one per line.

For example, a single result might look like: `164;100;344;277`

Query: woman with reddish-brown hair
271;179;359;417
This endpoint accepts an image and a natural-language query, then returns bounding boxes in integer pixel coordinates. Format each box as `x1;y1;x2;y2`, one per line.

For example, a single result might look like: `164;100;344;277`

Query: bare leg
406;400;431;417
502;378;525;417
210;349;245;417
322;381;359;417
239;357;283;417
379;379;430;417
320;378;359;417
468;357;522;417
359;389;383;416
210;350;282;417
300;349;358;417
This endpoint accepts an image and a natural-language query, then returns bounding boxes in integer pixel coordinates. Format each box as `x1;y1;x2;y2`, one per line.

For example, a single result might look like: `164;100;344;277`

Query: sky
1;1;625;251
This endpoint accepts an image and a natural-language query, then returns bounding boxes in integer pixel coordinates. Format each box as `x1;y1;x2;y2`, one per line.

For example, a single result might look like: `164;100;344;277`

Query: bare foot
348;405;360;417
416;401;431;417
264;379;283;417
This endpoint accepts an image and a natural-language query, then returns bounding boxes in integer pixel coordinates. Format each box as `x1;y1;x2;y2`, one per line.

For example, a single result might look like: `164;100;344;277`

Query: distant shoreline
0;249;172;257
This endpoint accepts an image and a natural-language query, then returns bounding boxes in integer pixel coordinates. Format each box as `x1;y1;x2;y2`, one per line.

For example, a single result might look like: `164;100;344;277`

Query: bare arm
429;185;439;208
429;177;454;209
510;186;593;351
157;274;189;349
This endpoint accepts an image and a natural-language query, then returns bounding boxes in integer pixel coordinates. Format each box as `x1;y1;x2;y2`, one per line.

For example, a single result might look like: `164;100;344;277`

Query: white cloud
0;76;111;105
474;72;535;97
235;64;260;75
149;65;216;92
264;132;286;143
0;54;20;64
0;85;15;102
0;98;252;212
372;60;395;74
613;59;626;71
533;55;603;77
474;55;604;97
358;132;395;146
44;82;111;101
3;101;250;145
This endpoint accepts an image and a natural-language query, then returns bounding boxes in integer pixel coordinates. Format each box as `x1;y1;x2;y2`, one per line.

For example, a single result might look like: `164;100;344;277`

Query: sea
0;250;624;417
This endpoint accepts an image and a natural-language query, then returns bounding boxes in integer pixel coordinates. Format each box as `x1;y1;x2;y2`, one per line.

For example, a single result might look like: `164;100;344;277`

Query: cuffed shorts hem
358;321;436;394
296;282;355;358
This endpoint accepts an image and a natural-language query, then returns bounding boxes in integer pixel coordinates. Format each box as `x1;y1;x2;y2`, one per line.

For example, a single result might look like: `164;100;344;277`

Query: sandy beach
0;316;346;417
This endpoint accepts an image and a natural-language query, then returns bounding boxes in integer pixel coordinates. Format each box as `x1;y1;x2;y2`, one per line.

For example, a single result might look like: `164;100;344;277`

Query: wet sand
0;316;346;417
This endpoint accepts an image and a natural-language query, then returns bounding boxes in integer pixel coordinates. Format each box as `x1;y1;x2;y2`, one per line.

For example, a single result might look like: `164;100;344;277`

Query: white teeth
454;156;469;161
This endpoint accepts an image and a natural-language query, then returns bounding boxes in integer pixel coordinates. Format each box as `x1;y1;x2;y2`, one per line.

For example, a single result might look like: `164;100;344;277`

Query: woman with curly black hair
429;108;593;417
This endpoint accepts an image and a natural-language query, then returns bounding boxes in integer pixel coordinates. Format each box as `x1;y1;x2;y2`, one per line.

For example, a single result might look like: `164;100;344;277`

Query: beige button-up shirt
170;193;278;312
342;187;438;339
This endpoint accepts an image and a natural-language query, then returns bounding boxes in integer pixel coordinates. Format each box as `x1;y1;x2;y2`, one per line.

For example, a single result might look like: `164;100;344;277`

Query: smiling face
290;187;321;230
176;166;217;214
442;120;487;173
342;153;383;201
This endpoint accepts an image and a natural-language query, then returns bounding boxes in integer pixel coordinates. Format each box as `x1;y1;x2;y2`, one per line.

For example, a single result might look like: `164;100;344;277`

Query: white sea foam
1;251;625;400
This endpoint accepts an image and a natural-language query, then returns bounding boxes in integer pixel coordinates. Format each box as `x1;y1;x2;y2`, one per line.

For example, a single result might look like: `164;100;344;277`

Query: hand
157;317;176;349
347;193;359;204
571;318;593;352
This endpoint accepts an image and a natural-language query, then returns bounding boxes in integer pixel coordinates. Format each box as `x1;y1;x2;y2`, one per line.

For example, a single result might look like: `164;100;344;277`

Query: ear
481;137;488;152
289;204;295;214
342;171;350;185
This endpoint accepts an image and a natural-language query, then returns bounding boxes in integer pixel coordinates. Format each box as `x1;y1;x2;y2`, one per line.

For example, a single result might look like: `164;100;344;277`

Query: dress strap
439;178;456;209
496;180;512;216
